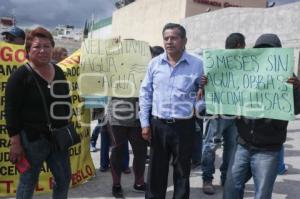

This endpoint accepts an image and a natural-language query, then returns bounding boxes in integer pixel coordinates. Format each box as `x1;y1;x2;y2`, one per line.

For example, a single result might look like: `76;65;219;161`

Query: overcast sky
0;0;299;30
0;0;115;29
272;0;300;4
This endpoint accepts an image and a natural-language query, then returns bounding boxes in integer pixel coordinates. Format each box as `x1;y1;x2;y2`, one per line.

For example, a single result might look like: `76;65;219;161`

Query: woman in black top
5;27;71;199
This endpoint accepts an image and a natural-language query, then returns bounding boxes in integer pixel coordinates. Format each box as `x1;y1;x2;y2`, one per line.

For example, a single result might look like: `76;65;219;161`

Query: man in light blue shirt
139;23;203;199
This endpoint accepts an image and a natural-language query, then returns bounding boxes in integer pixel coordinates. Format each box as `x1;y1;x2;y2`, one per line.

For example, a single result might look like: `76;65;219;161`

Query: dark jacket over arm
236;85;300;151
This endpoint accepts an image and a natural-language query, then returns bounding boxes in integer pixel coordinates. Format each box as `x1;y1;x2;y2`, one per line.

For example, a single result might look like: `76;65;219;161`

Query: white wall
112;0;186;46
182;2;300;73
182;2;300;50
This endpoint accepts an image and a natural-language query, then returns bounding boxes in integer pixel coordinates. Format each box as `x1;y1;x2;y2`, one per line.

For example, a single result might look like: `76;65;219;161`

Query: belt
152;116;192;124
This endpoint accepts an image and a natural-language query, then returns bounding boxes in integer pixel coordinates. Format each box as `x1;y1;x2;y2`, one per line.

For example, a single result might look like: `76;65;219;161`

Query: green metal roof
92;17;112;31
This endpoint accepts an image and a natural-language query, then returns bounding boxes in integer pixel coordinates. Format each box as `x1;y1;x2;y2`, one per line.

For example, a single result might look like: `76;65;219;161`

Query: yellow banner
79;39;151;97
57;49;96;189
0;41;27;196
0;42;95;196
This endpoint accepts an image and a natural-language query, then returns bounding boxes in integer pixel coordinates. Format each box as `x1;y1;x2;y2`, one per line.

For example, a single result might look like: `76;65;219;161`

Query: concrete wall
88;17;113;39
185;0;266;18
182;2;300;73
111;0;267;46
112;0;186;46
182;2;300;50
110;0;299;70
185;0;221;17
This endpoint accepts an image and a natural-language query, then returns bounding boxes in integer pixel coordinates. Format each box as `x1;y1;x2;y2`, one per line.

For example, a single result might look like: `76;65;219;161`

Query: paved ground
4;117;300;199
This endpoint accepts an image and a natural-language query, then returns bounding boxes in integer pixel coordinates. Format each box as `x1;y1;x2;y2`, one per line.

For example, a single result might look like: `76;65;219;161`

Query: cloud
2;0;115;28
4;0;299;29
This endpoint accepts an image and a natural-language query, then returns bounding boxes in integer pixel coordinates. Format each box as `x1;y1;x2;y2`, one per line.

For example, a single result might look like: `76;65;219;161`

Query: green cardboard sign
79;39;151;97
203;48;295;121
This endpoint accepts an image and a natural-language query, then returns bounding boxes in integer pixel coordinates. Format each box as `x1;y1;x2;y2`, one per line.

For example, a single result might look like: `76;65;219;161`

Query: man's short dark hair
150;46;164;57
162;23;186;39
253;33;282;48
225;33;245;49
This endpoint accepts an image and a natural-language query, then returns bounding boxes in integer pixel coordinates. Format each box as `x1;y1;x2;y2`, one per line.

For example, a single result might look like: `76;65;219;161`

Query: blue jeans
17;132;71;199
201;118;237;183
223;143;251;199
277;145;286;174
90;125;100;147
192;118;203;165
225;144;279;199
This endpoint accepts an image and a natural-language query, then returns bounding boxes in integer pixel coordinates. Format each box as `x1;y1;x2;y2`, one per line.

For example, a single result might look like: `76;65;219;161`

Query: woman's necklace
31;63;54;88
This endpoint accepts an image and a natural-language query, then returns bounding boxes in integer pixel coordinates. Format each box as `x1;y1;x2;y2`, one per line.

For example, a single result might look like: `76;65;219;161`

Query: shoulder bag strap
25;63;52;131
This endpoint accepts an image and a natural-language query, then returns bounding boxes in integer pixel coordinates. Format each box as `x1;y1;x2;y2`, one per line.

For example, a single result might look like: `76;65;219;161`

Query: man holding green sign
201;34;300;199
204;43;295;120
201;33;245;195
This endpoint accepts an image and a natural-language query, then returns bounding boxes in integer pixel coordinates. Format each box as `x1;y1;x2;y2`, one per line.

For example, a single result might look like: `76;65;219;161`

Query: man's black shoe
99;166;109;172
133;183;146;193
112;184;123;198
203;181;215;195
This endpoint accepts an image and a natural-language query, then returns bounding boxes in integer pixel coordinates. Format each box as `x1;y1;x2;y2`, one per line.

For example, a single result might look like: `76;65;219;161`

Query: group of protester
3;22;300;199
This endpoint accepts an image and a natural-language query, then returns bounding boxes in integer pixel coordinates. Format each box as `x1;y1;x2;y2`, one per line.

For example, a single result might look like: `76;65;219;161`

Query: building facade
111;0;266;45
183;2;300;50
53;24;82;41
89;0;299;72
0;16;15;36
88;17;112;39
